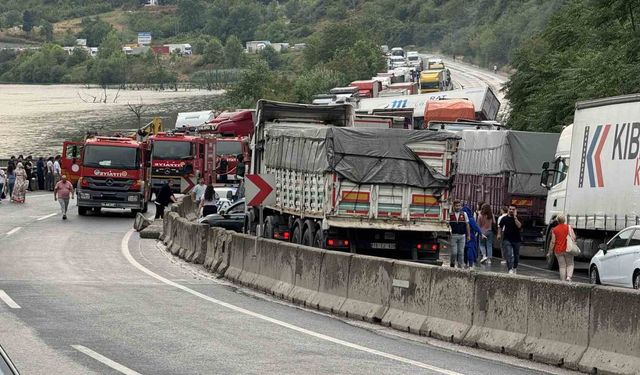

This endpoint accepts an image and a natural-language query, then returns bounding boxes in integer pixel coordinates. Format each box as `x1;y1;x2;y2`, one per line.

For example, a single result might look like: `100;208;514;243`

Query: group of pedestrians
449;199;574;281
0;154;62;205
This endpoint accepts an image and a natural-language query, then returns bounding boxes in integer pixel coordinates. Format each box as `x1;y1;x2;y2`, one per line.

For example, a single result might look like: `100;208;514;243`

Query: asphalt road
0;192;585;375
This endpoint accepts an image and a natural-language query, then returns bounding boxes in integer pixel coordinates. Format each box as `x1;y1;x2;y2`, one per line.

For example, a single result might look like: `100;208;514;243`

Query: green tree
326;40;386;82
65;47;90;67
202;37;224;66
77;17;114;47
293;66;345;103
40;20;54;42
22;10;34;32
177;0;205;32
258;45;282;70
224;35;245;68
4;10;22;28
227;59;293;107
89;31;127;88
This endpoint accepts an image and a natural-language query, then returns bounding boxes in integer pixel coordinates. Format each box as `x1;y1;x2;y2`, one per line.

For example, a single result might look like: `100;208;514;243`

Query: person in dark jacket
36;157;45;190
155;179;176;219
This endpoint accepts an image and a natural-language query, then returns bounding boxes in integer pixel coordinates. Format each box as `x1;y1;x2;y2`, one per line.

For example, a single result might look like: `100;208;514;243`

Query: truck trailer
247;100;460;262
541;94;640;268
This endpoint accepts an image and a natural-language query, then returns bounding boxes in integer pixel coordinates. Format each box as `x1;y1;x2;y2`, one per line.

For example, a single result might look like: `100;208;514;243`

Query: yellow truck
419;70;445;93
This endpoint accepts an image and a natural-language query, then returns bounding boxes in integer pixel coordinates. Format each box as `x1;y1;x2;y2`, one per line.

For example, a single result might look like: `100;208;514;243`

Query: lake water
0;84;223;158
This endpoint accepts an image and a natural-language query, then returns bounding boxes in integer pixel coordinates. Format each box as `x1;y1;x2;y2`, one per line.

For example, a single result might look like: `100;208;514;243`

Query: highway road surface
0;194;583;375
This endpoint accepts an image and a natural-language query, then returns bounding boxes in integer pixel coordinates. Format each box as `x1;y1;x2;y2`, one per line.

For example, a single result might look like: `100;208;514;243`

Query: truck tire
313;229;325;249
291;219;304;244
78;206;88;216
302;219;316;247
263;216;275;239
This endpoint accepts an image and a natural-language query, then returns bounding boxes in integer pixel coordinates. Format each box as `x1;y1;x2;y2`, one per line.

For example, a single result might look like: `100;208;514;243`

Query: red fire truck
214;137;250;184
149;132;218;194
63;136;153;216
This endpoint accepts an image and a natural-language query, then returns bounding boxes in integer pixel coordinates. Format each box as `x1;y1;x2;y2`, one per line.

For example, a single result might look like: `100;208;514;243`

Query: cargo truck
247;100;460;262
454;129;560;251
541;94;640;268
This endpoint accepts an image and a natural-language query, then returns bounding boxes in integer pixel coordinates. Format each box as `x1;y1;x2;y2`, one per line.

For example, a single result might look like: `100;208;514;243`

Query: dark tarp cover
507;131;560;196
264;125;459;189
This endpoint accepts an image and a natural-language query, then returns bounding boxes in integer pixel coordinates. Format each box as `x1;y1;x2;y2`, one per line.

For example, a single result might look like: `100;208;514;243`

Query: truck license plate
101;202;116;207
371;242;396;250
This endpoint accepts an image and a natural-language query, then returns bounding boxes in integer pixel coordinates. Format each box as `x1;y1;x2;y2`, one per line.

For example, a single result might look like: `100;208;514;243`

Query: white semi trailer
541;94;640;268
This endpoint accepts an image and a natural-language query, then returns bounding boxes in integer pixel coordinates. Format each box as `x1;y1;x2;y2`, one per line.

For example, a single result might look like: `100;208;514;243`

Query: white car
589;225;640;289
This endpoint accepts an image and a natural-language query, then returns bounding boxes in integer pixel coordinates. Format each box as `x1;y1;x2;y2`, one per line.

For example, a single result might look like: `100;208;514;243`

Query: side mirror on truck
540;169;550;189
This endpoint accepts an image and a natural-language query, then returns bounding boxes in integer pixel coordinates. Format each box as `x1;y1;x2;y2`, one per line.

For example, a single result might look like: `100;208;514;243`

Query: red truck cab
75;136;151;216
149;132;217;194
202;110;254;137
349;80;382;98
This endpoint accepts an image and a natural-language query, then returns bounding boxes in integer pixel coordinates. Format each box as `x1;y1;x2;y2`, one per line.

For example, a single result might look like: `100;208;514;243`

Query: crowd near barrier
144;197;640;375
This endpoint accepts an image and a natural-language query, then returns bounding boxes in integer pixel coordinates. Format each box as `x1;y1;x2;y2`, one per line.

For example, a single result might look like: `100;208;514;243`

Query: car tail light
283;231;290;240
416;243;438;252
416;244;423;250
431;244;438;251
327;239;335;246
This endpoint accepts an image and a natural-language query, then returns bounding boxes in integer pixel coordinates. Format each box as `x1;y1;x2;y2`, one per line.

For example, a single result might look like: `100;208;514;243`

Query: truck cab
541;124;572;224
76;136;151;216
149;133;217;193
215;137;250;184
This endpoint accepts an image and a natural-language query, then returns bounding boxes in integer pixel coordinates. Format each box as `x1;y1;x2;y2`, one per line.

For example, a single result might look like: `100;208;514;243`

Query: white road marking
36;213;57;221
121;230;464;375
6;227;22;236
0;290;21;309
72;345;143;375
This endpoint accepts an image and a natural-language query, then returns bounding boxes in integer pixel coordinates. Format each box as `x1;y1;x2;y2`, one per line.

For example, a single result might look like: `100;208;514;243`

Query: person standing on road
192;177;206;207
235;154;246;200
497;206;509;264
24;155;33;191
8;156;16;170
11;162;28;203
54;175;74;220
463;205;484;269
549;214;576;281
36;156;45;190
53;155;62;186
497;205;522;274
6;164;16;200
154;179;176;219
477;204;495;264
0;168;6;203
449;199;470;268
45;157;54;191
199;185;219;217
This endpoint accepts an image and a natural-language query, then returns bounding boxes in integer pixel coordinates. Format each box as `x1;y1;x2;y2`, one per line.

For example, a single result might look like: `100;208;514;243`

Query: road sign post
244;174;276;253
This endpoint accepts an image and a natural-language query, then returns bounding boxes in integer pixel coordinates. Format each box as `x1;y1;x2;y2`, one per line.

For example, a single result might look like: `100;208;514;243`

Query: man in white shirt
192;178;206;205
53;155;62;185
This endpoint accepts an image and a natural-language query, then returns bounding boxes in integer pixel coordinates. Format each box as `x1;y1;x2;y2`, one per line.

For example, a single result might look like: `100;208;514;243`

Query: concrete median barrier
463;273;529;354
133;213;152;232
420;267;474;343
579;286;640;375
184;223;208;264
289;245;323;306
224;233;250;283
516;279;590;369
238;235;261;288
339;254;393;322
381;261;435;334
307;251;351;314
177;221;194;259
163;212;179;247
250;239;297;297
205;228;233;274
169;217;189;256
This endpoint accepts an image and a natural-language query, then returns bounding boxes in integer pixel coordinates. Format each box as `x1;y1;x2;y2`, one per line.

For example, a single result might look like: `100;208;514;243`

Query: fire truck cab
75;136;152;216
149;132;217;194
